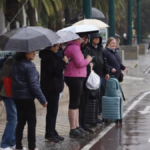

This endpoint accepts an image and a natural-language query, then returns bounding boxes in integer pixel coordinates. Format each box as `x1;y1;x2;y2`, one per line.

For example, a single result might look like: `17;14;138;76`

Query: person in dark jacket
104;37;127;79
12;52;47;150
0;55;17;150
39;44;68;143
77;33;94;133
82;32;110;123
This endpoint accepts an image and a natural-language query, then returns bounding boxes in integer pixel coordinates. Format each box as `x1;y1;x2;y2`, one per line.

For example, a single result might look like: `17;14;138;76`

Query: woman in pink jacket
64;39;92;138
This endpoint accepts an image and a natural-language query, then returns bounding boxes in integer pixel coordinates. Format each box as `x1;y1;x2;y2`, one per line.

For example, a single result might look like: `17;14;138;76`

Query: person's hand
86;55;92;62
105;74;109;80
89;63;94;69
63;56;68;63
43;102;48;108
111;68;116;73
124;67;127;72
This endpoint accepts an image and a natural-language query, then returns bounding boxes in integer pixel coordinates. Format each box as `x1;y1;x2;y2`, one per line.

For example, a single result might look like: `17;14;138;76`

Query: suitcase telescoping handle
119;84;125;101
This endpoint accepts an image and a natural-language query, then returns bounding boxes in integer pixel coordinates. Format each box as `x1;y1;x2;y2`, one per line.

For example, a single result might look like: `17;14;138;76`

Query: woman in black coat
12;52;47;150
39;45;68;143
103;37;127;79
80;32;110;127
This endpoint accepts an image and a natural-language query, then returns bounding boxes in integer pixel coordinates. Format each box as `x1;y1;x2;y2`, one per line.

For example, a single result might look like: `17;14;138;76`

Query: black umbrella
0;26;60;52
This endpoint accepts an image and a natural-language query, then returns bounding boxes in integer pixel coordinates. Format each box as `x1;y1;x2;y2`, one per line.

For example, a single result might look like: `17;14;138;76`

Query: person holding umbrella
12;51;48;150
0;26;60;150
39;44;68;143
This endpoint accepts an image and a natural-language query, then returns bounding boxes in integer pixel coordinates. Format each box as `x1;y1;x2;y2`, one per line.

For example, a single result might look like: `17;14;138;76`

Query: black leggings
65;77;85;109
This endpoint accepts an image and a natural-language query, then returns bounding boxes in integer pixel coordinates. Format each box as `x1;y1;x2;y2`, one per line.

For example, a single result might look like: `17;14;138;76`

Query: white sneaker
0;147;13;150
10;145;15;150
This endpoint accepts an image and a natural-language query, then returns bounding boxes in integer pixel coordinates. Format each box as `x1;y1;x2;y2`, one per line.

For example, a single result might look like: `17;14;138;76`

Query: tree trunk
26;1;37;26
48;18;55;30
56;10;63;31
5;0;19;29
64;6;71;27
0;8;5;34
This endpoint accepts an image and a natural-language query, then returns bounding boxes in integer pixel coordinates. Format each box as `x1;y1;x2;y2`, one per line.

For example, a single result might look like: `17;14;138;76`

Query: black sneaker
45;137;59;143
83;126;94;134
55;135;64;141
77;127;89;135
70;129;84;138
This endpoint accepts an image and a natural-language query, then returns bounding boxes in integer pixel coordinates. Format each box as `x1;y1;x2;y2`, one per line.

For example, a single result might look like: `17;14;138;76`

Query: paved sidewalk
0;50;150;149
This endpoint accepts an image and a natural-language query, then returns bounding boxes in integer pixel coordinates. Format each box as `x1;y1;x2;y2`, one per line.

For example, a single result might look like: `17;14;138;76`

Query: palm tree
18;0;62;29
4;0;20;29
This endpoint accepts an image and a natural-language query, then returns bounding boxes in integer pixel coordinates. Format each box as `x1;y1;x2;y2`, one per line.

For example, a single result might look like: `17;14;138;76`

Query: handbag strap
113;51;121;69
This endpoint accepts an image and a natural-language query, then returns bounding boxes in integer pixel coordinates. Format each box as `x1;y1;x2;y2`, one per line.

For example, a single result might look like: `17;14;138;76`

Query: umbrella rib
25;27;29;52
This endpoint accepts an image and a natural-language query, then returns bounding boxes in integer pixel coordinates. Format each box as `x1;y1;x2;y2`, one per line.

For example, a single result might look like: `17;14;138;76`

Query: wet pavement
89;93;150;150
1;51;150;149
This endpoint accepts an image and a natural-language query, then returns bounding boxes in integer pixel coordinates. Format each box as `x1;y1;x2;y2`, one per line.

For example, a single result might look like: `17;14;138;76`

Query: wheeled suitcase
85;90;99;126
102;96;123;120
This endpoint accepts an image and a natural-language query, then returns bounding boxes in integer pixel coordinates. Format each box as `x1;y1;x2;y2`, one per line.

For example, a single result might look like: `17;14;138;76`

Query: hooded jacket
64;41;90;77
39;49;66;96
82;37;109;77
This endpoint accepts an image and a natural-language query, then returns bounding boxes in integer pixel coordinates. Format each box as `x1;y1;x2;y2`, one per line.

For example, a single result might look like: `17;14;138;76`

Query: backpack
0;53;15;72
105;76;125;101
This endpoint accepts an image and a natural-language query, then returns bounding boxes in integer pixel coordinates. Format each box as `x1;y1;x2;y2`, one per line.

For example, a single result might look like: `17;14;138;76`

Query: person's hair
77;33;88;38
15;52;27;61
105;37;116;48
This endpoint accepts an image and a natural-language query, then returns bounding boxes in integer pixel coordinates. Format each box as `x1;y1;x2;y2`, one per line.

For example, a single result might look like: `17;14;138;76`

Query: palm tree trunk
56;10;63;31
26;0;37;26
64;6;71;26
5;0;19;29
48;18;55;30
0;8;5;34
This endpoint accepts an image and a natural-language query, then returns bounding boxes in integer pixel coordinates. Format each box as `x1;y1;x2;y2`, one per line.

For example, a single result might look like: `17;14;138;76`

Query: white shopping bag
86;69;100;90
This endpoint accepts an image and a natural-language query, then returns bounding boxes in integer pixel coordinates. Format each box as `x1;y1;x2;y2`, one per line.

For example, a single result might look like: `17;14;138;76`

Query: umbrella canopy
0;26;60;52
57;30;80;43
72;19;109;29
59;25;99;34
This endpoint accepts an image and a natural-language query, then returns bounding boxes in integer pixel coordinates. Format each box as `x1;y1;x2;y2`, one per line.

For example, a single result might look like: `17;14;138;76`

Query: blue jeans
1;97;17;148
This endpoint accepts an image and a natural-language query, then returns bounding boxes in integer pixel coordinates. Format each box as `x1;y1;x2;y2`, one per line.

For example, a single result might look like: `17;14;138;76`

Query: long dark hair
15;52;27;61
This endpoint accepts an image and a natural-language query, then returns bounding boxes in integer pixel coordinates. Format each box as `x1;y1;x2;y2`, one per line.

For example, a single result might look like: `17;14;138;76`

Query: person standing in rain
103;37;127;125
83;32;110;124
12;52;48;150
39;44;68;143
104;37;127;80
77;33;94;133
64;38;92;138
0;54;17;150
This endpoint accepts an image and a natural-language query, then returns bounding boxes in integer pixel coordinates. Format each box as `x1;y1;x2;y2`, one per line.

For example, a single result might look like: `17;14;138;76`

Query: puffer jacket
64;41;90;77
12;59;47;105
39;49;66;96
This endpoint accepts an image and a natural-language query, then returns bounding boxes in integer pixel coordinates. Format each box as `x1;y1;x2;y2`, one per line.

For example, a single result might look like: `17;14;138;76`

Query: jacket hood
90;32;103;47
